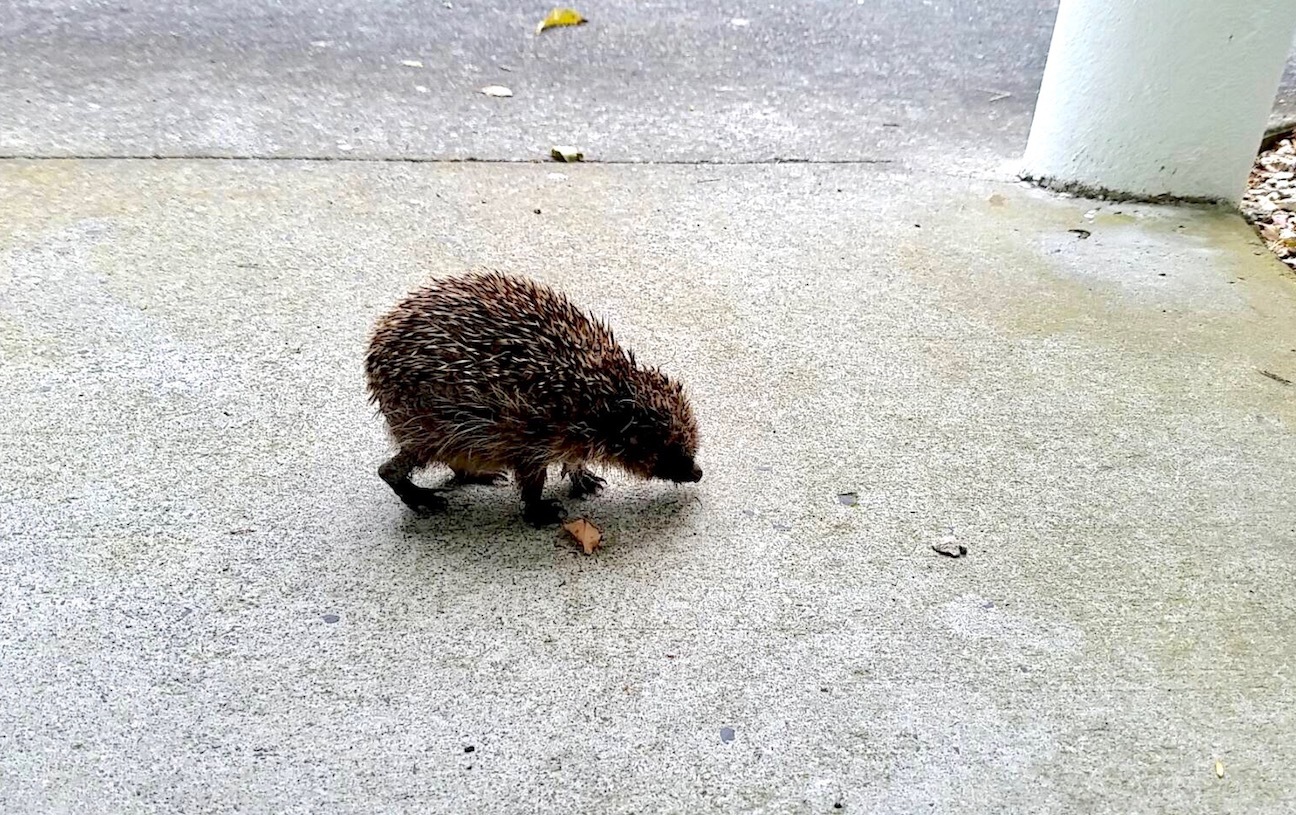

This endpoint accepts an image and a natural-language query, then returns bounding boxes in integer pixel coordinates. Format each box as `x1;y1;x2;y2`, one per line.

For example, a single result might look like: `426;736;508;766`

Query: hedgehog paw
567;470;607;500
401;487;448;517
523;499;566;527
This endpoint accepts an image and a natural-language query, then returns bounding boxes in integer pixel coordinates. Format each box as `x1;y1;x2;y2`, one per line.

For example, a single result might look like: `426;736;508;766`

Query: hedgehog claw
568;470;607;500
400;487;448;517
523;499;566;527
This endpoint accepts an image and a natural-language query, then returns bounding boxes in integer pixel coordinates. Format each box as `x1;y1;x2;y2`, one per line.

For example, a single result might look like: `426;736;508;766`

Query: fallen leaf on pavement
550;145;584;162
536;7;586;34
563;517;602;554
480;85;513;97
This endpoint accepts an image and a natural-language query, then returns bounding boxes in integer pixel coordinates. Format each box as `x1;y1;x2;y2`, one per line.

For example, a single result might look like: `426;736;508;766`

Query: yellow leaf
536;7;586;35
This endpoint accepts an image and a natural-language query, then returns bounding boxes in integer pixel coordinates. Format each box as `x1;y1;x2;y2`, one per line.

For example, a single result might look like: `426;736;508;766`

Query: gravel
1242;134;1296;268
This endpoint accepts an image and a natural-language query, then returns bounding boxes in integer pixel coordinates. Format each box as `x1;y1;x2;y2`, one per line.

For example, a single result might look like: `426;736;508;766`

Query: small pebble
932;537;967;558
719;726;735;743
323;614;340;623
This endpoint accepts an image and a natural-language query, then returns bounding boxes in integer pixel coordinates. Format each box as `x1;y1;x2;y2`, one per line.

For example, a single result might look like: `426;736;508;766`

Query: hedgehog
364;271;702;526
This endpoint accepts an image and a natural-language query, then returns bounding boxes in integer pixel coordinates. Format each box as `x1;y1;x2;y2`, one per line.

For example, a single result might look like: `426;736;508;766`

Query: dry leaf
563;518;602;554
400;59;424;68
536;7;586;35
550;145;584;162
1215;760;1225;778
480;85;514;97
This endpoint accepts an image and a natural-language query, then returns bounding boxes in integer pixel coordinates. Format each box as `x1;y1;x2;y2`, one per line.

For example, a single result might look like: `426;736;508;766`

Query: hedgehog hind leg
561;462;606;500
516;461;566;527
378;448;448;516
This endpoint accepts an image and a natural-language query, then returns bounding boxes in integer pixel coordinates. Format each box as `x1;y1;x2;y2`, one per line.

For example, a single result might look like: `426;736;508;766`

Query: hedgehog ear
619;414;640;448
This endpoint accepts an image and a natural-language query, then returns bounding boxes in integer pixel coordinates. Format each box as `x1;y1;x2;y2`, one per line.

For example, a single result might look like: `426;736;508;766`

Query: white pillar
1022;0;1296;204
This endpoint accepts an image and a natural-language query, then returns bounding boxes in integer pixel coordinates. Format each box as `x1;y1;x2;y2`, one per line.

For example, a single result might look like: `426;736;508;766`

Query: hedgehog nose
688;464;703;482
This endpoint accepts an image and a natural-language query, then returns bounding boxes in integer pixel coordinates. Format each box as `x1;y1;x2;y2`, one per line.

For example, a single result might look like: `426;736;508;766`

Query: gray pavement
5;1;1296;813
4;161;1296;813
0;0;1112;165
3;1;1295;165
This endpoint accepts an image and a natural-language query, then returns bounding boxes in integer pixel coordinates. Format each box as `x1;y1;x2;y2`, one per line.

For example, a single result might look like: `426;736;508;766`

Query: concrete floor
4;161;1296;813
0;0;1058;165
4;2;1296;813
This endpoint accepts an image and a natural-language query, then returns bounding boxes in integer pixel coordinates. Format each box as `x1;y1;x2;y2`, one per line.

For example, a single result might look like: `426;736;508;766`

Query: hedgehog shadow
395;480;703;570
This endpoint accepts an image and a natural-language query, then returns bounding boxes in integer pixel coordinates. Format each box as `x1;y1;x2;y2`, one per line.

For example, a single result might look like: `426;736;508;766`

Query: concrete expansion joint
1018;172;1237;208
0;153;897;167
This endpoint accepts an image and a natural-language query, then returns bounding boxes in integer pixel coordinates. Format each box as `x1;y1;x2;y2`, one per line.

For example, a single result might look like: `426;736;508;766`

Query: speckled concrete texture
3;160;1296;813
7;0;1296;164
0;0;1067;166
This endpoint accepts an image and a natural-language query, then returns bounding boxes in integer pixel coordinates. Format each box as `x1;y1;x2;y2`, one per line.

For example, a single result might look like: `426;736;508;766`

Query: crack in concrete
0;153;896;166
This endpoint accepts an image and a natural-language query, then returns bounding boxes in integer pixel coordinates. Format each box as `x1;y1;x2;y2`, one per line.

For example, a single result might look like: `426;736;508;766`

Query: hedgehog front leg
515;461;566;527
562;462;607;500
378;449;448;516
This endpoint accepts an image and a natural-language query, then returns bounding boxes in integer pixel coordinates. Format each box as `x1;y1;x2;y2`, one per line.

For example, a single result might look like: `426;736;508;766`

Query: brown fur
365;271;701;525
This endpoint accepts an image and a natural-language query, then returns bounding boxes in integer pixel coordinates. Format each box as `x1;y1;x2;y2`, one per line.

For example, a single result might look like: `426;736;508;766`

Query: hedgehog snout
654;451;702;484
